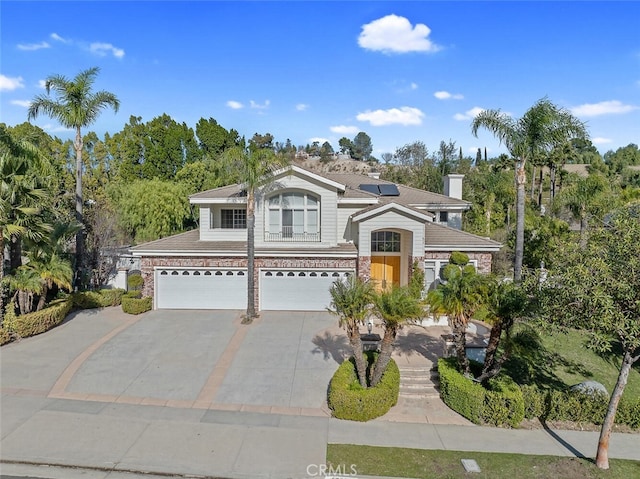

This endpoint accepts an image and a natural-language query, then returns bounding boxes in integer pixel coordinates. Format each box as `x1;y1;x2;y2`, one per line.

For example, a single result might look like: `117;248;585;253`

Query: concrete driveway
1;307;345;416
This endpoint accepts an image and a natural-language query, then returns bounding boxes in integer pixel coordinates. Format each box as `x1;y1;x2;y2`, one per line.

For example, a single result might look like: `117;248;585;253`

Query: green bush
71;291;108;309
0;327;13;346
328;353;400;422
122;296;152;315
123;291;142;299
128;274;144;291
483;375;525;428
97;288;125;306
1;298;73;340
438;357;485;424
519;385;640;429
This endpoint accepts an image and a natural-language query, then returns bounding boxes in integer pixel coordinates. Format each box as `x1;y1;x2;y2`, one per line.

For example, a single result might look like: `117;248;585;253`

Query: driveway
1;308;345;415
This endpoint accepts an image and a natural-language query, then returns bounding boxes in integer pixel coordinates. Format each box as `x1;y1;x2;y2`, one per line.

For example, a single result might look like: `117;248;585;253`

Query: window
267;192;319;241
439;211;448;223
221;209;246;229
371;231;401;253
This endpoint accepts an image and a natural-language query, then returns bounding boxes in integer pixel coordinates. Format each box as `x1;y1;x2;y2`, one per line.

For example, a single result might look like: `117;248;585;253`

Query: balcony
265;227;320;242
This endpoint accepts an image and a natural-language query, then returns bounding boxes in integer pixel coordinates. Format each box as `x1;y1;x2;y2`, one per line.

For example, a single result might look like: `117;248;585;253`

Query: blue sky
1;1;639;158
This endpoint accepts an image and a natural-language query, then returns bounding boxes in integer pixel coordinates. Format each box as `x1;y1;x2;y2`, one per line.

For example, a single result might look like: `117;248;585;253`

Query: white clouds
17;41;50;51
309;137;330;145
358;14;441;54
50;32;70;43
90;42;125;59
38;79;47;89
296;103;309;111
0;75;25;91
357;106;424;126
454;107;485;121
226;100;244;109
10;100;31;108
571;100;638;117
434;90;463;100
250;100;270;110
592;137;613;145
330;125;359;135
410;82;418;90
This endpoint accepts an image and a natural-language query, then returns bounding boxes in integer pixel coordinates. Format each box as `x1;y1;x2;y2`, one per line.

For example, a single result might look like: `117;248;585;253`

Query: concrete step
400;379;439;389
399;385;441;399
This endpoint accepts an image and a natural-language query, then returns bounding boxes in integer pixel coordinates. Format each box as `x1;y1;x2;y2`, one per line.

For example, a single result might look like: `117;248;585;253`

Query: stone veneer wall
423;251;493;275
140;255;357;310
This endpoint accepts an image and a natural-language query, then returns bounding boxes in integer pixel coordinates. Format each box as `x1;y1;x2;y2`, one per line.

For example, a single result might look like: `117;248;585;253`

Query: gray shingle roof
425;222;501;249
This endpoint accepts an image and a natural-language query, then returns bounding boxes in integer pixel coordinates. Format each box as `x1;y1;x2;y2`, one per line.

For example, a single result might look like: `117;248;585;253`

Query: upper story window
266;191;319;242
371;231;401;253
439;212;448;223
221;209;246;229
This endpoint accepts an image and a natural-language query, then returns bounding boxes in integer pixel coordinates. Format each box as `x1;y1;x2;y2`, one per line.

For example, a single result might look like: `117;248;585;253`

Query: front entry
371;256;401;291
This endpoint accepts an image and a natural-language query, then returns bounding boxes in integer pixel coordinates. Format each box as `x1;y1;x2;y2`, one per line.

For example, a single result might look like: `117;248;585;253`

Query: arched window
267;191;319;241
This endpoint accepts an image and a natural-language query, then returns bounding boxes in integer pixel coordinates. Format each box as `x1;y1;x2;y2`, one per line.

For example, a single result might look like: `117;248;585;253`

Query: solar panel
378;184;400;196
358;184;381;195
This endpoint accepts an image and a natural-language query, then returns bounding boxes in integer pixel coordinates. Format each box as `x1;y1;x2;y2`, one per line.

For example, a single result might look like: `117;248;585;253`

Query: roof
425;222;502;251
131;229;358;256
189;166;470;208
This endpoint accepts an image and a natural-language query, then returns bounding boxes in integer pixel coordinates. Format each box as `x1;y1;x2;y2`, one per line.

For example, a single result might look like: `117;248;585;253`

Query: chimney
444;174;464;199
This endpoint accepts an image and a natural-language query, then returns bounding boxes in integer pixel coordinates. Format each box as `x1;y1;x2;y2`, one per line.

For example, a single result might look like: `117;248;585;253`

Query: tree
28;67;120;289
370;285;423;387
533;203;640;469
471;98;588;282
427;252;487;375
195;117;240;156
352;132;373;161
554;173;611;246
338;137;353;156
327;276;375;388
220;145;287;320
30;253;73;311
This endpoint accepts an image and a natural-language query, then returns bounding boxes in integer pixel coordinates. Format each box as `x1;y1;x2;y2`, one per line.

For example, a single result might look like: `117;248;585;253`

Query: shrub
128;274;143;291
0;327;13;346
520;384;546;419
438;357;485;424
97;288;125;306
123;291;142;299
122;296;152;315
328;353;400;422
483;375;525;428
1;298;73;340
617;399;640;429
71;291;108;309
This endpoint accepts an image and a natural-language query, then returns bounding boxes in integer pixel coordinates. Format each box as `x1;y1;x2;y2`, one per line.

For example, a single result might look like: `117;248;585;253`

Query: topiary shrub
1;298;73;339
482;375;525;428
122;296;152;315
97;288;125;306
127;273;144;292
71;291;108;309
123;291;142;299
328;353;400;422
438;357;485;424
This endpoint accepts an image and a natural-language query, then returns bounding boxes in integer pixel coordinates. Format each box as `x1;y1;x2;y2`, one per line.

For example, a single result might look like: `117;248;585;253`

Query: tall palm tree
370;285;424;387
327;276;375;388
29;254;73;311
220;146;287;320
427;252;487;375
471;98;588;282
28;67;120;289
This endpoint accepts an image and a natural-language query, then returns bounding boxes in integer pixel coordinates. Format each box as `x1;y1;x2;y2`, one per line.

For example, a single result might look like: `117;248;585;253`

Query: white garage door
155;269;246;309
260;270;353;311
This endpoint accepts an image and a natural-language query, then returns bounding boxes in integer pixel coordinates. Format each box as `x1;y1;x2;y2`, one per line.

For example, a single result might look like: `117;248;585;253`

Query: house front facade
132;165;500;311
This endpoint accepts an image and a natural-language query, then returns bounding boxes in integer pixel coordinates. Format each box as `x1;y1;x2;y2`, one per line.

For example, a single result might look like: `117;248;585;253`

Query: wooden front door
371;256;401;291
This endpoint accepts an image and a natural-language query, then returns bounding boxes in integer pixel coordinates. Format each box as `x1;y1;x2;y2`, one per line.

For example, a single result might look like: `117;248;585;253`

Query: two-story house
132;165;500;311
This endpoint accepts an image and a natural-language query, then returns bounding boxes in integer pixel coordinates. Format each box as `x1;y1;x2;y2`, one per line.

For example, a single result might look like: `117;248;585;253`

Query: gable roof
425;222;501;251
351;202;434;223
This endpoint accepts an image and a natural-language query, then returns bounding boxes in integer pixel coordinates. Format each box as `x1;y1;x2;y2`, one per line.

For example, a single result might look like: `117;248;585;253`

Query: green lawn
502;326;640;399
327;444;640;479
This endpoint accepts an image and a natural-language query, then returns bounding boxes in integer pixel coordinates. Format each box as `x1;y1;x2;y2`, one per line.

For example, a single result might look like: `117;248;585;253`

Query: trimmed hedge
70;289;126;309
98;288;126;306
328;353;400;421
438;358;525;427
121;296;152;315
520;384;640;429
1;298;73;341
438;358;485;424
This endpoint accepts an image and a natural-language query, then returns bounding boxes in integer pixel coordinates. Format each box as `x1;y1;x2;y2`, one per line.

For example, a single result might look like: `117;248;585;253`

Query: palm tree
427;252;487;375
220;145;288;321
327;276;375;387
29;254;73;311
28;67;120;289
555;173;610;246
5;266;42;315
370;285;424;387
471;98;588;282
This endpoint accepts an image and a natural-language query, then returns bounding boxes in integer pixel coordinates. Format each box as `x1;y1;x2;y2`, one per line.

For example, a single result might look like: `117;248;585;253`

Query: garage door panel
260;270;353;311
156;269;246;309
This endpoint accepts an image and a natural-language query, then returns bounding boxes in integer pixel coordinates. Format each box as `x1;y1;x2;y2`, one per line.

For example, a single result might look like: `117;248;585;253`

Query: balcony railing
265;228;320;242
